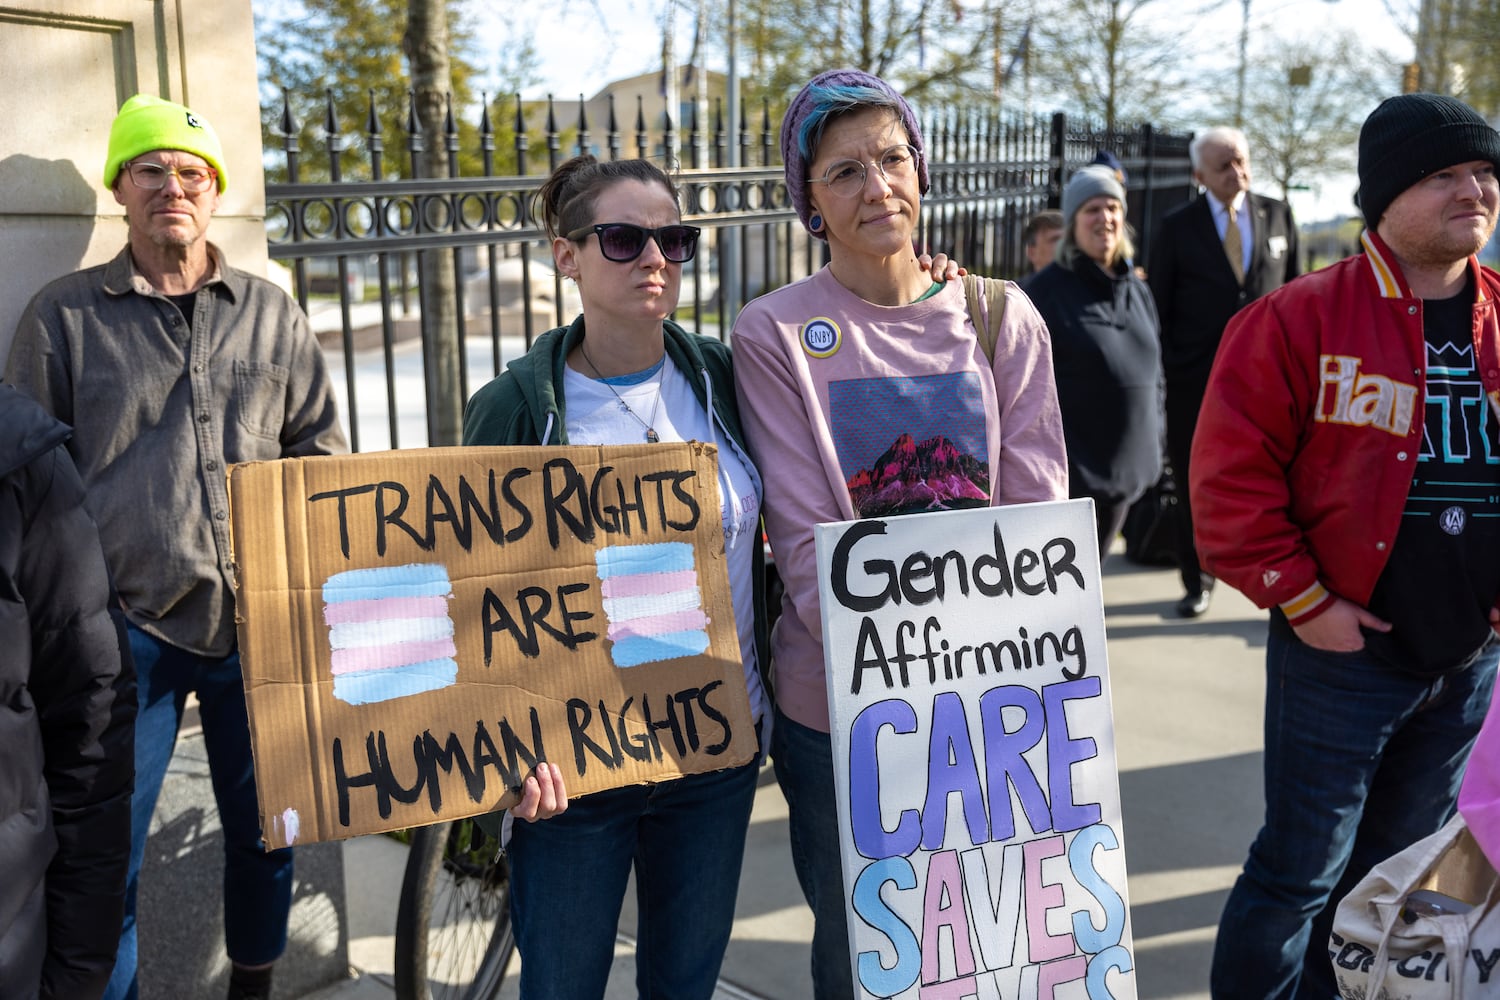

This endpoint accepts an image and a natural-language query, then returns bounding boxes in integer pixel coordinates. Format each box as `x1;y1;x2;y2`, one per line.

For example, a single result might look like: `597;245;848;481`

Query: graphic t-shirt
1367;276;1500;673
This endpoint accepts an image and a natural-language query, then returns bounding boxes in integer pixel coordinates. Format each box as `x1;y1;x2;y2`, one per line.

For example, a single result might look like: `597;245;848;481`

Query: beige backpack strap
960;274;1009;365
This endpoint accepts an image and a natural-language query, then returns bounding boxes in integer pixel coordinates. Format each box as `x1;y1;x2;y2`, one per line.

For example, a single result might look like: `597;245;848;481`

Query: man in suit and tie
1147;127;1299;617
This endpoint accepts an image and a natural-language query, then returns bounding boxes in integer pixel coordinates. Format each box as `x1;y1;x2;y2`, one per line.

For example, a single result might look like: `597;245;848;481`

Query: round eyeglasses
807;144;920;199
566;222;701;263
124;161;217;194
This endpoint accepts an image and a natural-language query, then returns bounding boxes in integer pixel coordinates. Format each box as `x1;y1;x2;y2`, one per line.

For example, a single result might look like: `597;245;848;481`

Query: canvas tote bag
1330;813;1500;999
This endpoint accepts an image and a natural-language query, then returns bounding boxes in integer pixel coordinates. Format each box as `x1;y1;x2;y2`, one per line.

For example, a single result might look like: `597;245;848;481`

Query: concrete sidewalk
301;549;1268;1000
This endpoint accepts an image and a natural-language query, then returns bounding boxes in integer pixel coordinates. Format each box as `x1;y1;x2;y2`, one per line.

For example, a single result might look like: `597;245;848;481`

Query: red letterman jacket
1190;230;1500;626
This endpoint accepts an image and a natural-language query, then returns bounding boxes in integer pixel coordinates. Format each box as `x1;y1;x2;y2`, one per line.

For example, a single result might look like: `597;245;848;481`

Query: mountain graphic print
828;372;991;518
847;432;990;516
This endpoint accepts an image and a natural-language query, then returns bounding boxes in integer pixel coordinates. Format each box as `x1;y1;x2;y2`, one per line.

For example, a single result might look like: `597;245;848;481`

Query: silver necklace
579;342;665;443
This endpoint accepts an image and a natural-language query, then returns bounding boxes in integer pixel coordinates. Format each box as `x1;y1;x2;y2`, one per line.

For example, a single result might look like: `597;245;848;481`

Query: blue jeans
771;709;854;1000
103;623;293;1000
1210;620;1497;1000
507;753;760;999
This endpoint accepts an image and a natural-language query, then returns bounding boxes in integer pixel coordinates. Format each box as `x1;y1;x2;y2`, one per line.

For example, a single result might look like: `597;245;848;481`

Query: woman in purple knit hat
731;69;1069;998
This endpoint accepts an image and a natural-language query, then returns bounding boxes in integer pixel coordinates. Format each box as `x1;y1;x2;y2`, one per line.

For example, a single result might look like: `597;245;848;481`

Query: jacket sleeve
992;284;1069;503
730;317;845;647
279;303;349;458
5;298;73;428
22;446;136;1000
1189;293;1331;622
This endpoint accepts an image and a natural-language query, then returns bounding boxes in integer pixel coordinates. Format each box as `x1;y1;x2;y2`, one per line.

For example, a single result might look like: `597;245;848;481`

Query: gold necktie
1224;206;1245;284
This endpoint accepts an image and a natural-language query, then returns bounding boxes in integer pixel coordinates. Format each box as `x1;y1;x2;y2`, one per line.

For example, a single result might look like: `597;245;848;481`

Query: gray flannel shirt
6;244;348;657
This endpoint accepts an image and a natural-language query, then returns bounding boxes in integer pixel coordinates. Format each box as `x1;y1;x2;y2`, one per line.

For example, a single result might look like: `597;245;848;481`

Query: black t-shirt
168;292;197;320
1367;271;1500;673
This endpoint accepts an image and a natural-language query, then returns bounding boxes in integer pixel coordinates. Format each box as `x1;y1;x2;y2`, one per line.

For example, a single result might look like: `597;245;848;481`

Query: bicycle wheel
394;819;515;1000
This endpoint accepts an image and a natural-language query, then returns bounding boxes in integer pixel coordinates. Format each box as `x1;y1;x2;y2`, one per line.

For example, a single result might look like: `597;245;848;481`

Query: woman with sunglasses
730;69;1069;999
461;154;766;1000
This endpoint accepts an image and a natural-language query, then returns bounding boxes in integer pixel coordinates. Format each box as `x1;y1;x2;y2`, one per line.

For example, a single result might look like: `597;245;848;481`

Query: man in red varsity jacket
1191;93;1500;1000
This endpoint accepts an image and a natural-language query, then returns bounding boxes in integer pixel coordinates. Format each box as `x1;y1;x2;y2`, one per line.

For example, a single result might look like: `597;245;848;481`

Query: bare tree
1026;0;1218;130
1238;29;1394;200
700;0;1006;121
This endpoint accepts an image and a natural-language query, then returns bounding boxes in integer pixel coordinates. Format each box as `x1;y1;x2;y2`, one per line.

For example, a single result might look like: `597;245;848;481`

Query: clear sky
476;0;1417;222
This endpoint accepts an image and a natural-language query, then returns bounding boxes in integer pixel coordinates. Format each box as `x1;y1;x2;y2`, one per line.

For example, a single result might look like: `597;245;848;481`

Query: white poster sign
815;500;1135;999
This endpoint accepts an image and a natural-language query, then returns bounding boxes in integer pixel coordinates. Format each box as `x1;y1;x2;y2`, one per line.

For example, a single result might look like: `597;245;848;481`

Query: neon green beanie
104;94;227;194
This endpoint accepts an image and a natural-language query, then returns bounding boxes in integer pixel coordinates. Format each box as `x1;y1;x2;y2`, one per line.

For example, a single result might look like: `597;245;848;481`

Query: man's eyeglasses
124;161;217;194
807;144;920;199
566;223;701;263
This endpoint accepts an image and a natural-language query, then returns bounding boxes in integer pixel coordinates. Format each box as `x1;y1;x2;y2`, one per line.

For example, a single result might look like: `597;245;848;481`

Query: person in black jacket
0;384;135;1000
1026;166;1165;558
1147;127;1299;617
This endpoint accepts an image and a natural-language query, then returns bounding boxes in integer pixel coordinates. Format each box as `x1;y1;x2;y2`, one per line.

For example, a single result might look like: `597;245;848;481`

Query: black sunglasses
566;222;701;263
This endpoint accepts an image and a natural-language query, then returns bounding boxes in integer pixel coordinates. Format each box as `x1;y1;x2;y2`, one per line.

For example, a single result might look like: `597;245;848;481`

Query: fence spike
323;89;339;139
663;103;677;171
713;96;725;169
479;92;494;151
635;95;649;160
322;89;345;173
406;89;422;145
545;94;561;171
577;94;590;157
444;91;458;140
514;92;529;174
364;90;384;158
278;87;299;138
607;94;622;161
760;98;772;166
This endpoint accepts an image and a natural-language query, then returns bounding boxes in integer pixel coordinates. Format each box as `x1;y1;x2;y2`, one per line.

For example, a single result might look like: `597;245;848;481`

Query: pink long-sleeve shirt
731;268;1069;732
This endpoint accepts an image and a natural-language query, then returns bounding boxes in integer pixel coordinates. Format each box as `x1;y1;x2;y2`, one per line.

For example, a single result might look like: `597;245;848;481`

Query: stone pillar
0;1;272;358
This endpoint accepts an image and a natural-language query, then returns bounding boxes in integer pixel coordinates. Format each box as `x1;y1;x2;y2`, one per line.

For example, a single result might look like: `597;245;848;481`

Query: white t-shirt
563;360;765;722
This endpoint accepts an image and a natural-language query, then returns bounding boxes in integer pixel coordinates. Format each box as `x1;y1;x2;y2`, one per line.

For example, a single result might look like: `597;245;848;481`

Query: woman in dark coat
1025;165;1164;557
0;384;135;1000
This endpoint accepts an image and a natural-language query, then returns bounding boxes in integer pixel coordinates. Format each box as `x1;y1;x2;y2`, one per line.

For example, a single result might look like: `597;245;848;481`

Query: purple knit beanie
781;69;930;239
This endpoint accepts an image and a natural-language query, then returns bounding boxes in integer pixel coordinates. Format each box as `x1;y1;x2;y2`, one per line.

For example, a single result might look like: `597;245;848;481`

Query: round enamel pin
800;317;841;358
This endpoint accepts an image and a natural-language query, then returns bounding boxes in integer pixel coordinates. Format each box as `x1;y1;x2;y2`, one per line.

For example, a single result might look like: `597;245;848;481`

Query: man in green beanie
6;93;347;1000
1191;92;1500;999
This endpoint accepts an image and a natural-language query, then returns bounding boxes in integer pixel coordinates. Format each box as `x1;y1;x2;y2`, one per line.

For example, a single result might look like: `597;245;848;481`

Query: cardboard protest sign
815;499;1135;999
230;443;755;848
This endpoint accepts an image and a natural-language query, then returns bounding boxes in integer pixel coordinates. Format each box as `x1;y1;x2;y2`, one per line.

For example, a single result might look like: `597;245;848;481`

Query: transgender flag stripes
322;564;458;705
595;542;711;667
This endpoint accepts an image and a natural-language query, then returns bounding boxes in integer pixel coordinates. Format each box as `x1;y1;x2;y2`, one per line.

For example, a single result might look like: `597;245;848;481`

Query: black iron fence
265;91;1194;451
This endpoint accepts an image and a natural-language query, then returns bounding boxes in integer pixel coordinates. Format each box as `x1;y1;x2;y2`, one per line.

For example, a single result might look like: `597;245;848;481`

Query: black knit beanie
1357;93;1500;228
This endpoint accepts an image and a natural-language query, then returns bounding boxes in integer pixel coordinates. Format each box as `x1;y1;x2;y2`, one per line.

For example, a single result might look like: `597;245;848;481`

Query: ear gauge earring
809;213;824;233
